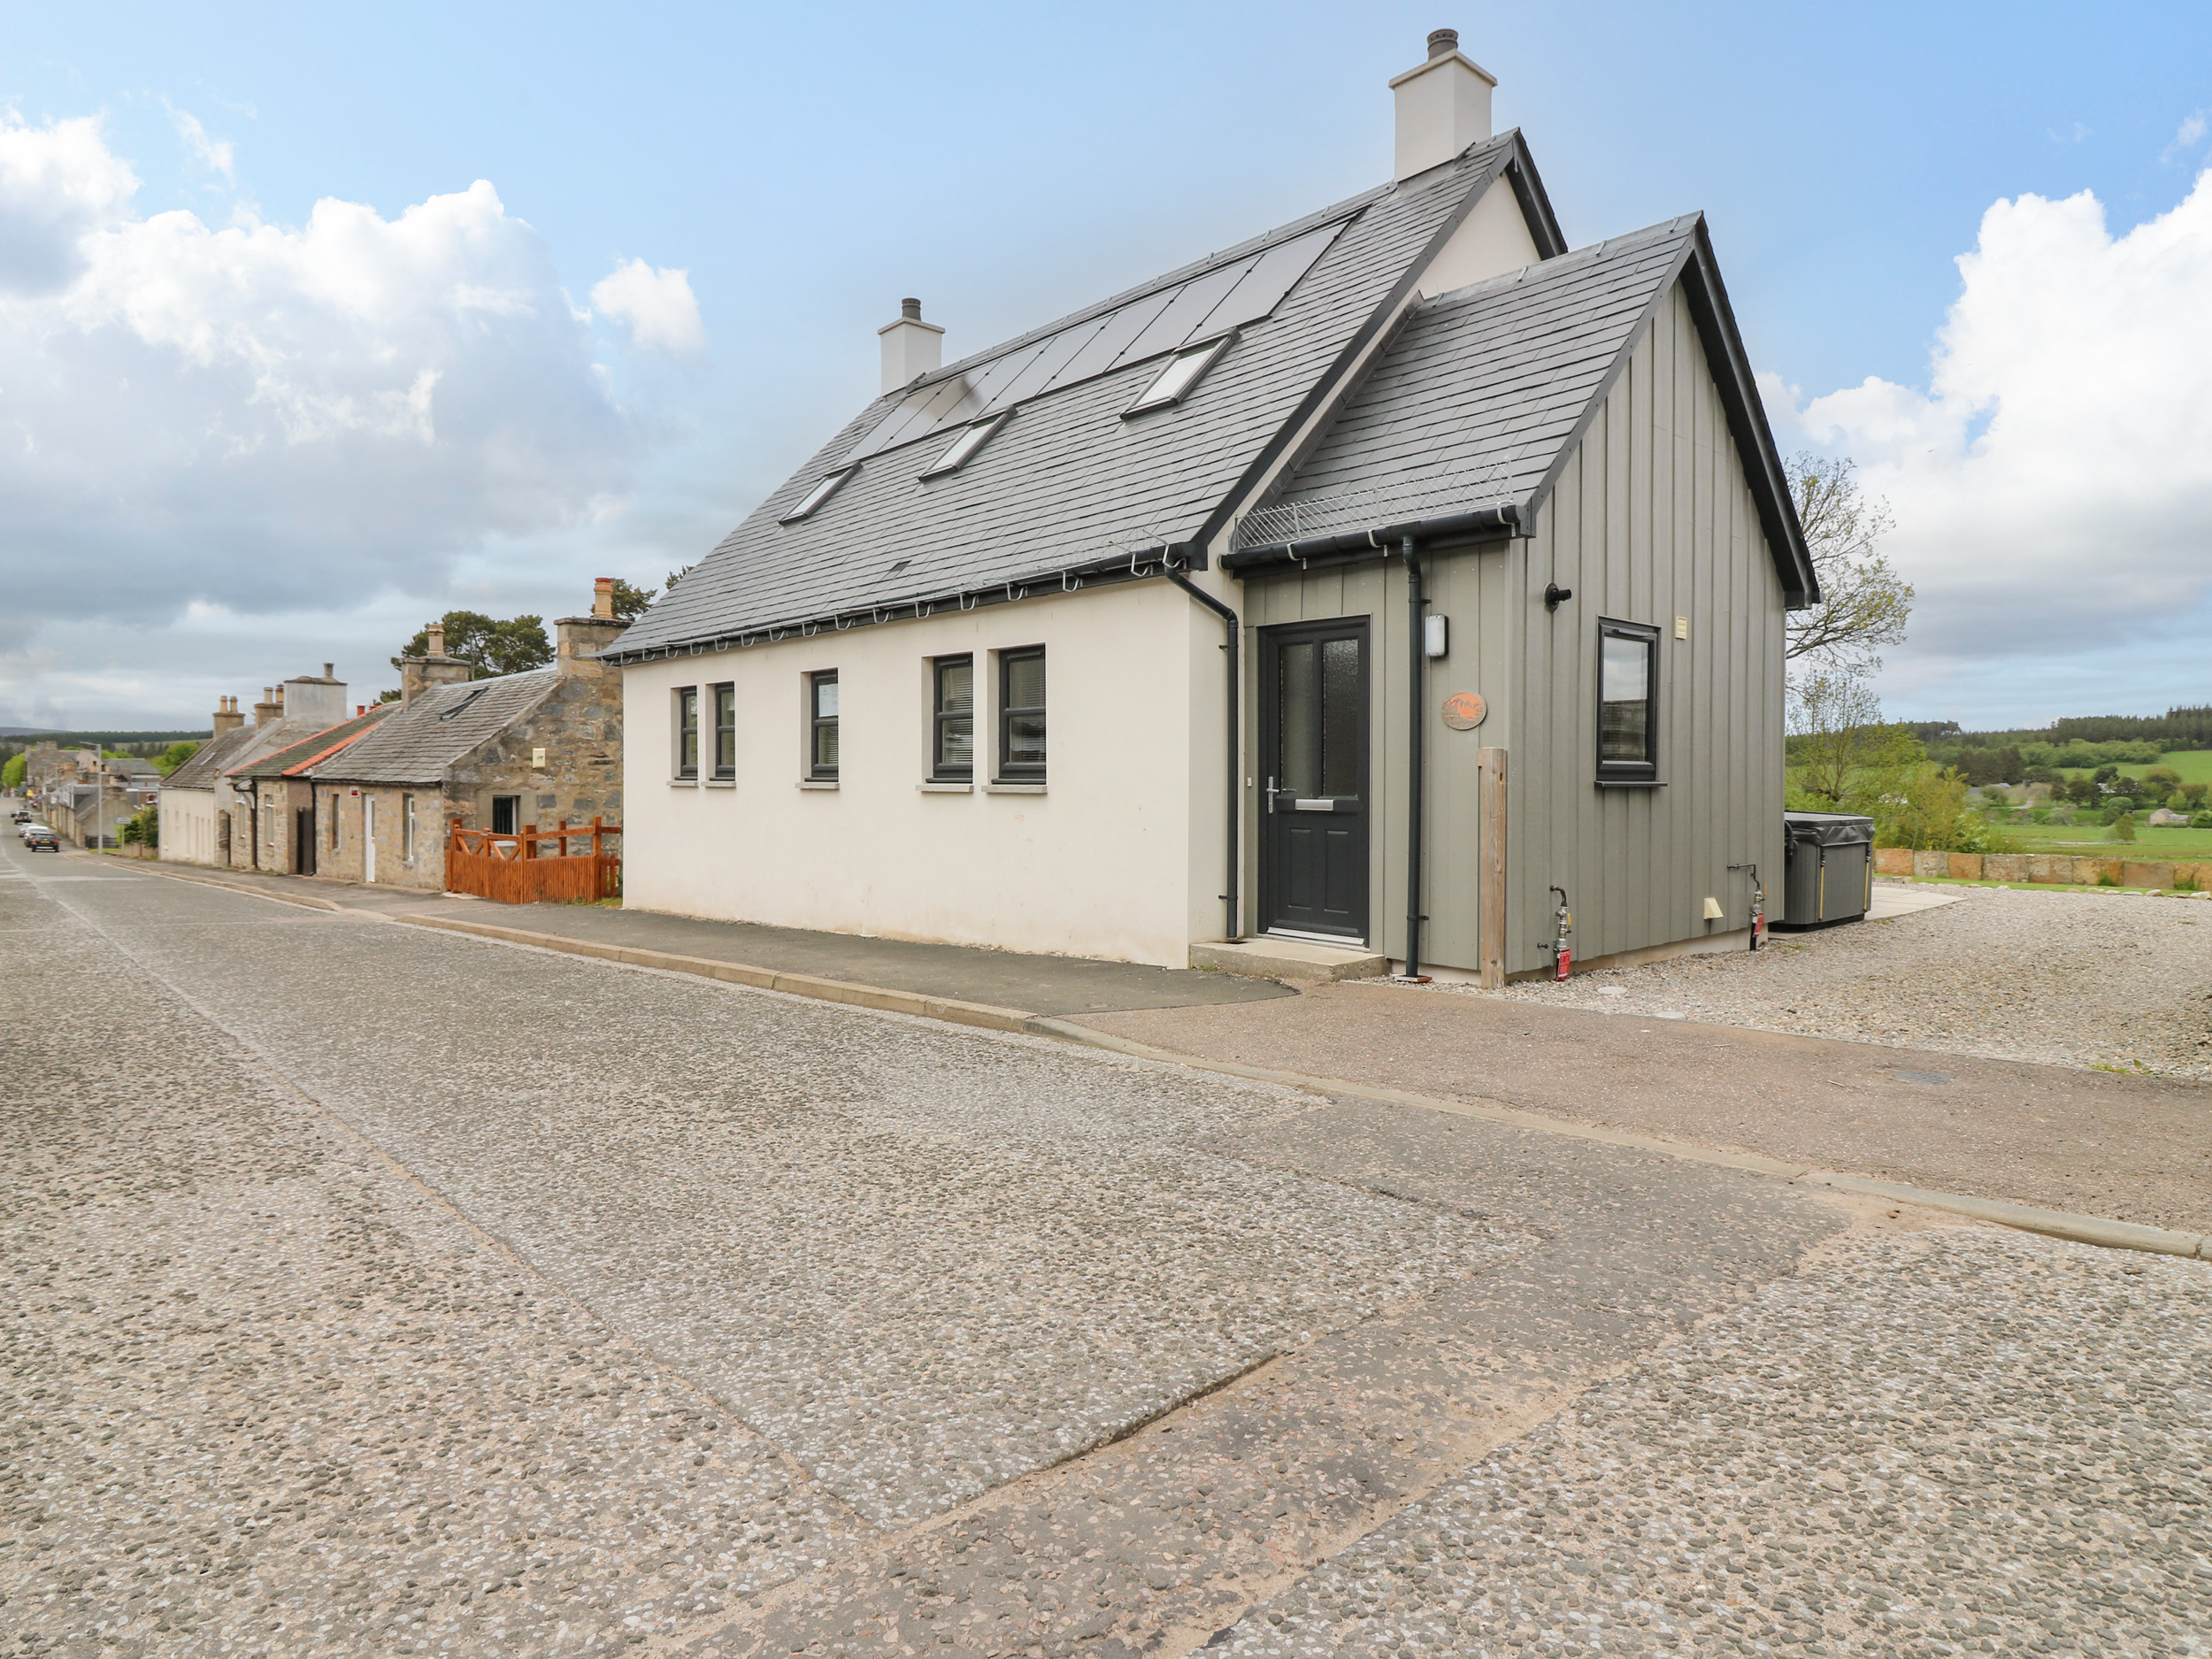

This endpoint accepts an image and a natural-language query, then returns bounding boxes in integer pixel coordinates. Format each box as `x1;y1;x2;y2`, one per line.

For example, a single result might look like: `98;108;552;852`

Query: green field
2052;749;2212;786
1998;822;2212;858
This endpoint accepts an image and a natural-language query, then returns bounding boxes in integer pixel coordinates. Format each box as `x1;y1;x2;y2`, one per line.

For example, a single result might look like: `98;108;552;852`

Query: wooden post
1478;747;1508;989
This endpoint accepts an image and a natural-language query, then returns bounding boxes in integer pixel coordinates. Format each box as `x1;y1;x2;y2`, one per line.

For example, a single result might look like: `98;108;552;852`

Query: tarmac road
4;840;2208;1658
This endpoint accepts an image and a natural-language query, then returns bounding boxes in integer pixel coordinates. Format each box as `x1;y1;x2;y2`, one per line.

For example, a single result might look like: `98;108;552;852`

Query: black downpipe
1166;570;1242;942
1404;535;1426;979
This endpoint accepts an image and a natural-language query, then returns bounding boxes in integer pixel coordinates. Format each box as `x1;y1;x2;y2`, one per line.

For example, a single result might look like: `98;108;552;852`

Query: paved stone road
4;843;2208;1658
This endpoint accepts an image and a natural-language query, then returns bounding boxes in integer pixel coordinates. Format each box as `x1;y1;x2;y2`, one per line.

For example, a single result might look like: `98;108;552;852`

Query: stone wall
446;672;623;847
1875;847;2210;890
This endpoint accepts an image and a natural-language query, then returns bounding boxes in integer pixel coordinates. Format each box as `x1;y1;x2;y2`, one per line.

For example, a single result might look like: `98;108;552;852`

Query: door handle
1265;775;1279;815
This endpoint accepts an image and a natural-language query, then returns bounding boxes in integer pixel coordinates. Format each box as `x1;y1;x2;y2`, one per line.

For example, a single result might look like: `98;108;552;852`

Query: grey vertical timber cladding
1510;284;1786;972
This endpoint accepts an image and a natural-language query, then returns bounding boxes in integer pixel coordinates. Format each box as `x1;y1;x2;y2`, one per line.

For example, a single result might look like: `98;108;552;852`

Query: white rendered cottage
611;31;1816;980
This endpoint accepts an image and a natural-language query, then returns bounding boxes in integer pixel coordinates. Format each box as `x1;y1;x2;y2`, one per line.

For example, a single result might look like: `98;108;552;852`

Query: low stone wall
1874;847;2207;889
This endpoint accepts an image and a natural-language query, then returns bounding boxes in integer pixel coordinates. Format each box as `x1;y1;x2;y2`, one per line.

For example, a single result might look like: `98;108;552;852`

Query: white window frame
1124;335;1233;417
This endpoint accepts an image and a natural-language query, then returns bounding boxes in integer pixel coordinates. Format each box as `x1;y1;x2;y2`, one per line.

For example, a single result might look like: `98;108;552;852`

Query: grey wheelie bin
1777;812;1875;929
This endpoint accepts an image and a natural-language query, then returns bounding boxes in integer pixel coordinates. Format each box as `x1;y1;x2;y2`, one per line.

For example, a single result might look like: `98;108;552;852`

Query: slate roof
611;133;1558;662
227;706;393;780
1234;214;1816;605
157;726;259;790
308;671;556;787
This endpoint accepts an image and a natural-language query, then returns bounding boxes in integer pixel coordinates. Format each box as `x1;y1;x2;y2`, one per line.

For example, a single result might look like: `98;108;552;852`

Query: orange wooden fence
446;818;621;904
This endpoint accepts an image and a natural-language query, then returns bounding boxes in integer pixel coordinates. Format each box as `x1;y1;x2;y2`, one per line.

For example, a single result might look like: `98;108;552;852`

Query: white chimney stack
1390;27;1495;183
878;297;945;396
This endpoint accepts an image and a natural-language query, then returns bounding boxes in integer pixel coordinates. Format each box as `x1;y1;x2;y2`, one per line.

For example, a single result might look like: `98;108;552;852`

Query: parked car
9;810;30;824
22;825;59;851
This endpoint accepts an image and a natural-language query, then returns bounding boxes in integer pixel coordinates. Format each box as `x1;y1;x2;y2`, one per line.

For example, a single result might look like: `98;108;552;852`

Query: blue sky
4;1;2209;731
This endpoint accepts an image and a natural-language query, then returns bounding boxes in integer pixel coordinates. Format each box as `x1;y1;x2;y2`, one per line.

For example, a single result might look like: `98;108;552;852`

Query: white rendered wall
158;790;219;864
1415;178;1541;297
620;580;1210;967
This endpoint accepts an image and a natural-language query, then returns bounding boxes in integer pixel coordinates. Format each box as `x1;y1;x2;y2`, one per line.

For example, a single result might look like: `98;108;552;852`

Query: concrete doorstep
1189;936;1390;981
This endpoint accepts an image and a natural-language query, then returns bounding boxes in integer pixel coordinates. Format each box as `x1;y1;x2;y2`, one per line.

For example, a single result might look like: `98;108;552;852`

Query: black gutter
1164;571;1242;943
1223;503;1520;572
1404;535;1427;979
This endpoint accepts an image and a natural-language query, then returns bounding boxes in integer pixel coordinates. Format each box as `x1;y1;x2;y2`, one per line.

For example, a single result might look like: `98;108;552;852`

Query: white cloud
2165;110;2208;164
591;257;704;354
0;111;138;293
1773;169;2212;718
165;103;234;180
0;109;698;724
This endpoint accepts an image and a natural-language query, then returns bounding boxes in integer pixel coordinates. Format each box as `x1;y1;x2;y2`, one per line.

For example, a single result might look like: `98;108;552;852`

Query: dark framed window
809;671;840;779
1596;620;1660;781
675;687;700;779
491;795;519;835
997;649;1046;781
933;657;973;780
711;683;736;779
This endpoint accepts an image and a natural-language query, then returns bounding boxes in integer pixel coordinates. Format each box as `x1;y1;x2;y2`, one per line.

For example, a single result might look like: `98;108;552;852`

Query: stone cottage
302;581;628;889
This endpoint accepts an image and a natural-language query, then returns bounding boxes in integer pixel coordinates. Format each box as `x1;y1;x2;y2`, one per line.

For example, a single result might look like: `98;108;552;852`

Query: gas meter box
1777;812;1876;929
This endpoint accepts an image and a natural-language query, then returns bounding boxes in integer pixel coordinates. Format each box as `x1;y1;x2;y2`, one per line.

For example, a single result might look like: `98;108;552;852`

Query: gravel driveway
1451;881;2212;1078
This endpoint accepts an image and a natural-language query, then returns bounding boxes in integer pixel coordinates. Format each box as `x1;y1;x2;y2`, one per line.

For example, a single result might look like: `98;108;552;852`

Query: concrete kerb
113;891;2212;1266
76;855;352;913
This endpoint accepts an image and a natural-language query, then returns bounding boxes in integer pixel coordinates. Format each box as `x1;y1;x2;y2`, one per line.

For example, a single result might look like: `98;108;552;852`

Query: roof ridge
1415;212;1701;312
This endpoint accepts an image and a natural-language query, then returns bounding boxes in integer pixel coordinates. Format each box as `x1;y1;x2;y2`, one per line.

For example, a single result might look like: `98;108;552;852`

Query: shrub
2144;766;2182;787
2098;868;2122;886
118;803;159;849
2184;782;2208;808
2109;812;2138;843
2170;790;2192;812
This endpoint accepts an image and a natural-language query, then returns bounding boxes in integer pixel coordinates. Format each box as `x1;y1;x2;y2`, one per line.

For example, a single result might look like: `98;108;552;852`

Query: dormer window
780;465;859;523
920;412;1010;479
1124;336;1233;417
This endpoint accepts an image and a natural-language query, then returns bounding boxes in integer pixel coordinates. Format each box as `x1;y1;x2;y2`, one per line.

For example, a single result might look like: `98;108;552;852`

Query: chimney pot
323;662;334;679
593;577;616;621
426;621;447;657
878;297;946;396
1390;26;1495;182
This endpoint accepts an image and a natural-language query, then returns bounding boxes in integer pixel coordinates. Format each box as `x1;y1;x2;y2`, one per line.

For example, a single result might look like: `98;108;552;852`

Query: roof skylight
1125;336;1233;417
920;412;1010;479
780;465;859;523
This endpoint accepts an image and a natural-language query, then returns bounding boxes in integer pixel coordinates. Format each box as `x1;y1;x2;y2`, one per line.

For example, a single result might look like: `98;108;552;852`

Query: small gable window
921;413;1010;479
780;465;859;524
1124;336;1233;417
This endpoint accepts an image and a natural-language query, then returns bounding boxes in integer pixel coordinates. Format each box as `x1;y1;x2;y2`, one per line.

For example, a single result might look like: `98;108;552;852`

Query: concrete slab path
1078;979;2212;1236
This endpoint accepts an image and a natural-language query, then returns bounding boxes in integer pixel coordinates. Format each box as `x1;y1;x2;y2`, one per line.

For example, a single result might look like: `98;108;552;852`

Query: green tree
156;741;201;775
1786;454;1914;673
2109;811;2138;843
1787;670;1922;807
393;611;552;680
2;753;24;790
2170;790;2192;813
608;578;658;621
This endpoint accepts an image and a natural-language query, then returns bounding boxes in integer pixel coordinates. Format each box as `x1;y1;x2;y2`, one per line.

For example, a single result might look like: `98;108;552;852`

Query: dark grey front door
1260;619;1370;941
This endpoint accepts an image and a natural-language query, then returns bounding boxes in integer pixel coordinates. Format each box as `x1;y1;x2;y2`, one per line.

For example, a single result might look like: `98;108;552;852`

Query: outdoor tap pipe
1165;568;1242;943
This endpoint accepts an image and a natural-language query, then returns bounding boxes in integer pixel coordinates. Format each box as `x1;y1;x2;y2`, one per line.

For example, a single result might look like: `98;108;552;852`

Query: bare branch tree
1786;453;1913;672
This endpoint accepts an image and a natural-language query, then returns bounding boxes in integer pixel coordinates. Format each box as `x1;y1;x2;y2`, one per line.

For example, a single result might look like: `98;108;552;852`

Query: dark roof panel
227;705;394;780
157;726;261;790
611;134;1538;660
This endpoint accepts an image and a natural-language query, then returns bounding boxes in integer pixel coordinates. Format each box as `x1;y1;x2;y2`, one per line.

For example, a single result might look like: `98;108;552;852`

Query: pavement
121;857;1296;1017
129;854;2212;1237
6;838;2212;1658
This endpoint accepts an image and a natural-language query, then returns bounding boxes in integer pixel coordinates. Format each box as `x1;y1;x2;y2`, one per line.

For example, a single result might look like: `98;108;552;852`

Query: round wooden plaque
1440;691;1487;731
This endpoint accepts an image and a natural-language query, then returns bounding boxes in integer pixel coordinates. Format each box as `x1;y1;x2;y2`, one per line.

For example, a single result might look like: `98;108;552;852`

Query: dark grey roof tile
309;672;556;786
